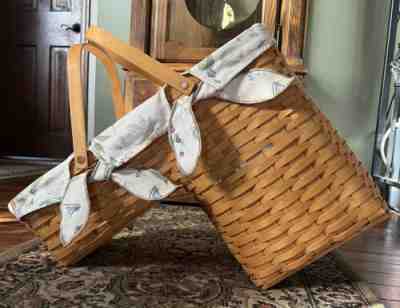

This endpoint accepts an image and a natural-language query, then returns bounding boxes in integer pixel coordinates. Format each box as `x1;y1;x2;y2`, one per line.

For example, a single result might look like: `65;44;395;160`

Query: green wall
305;0;389;167
94;0;390;168
95;0;131;134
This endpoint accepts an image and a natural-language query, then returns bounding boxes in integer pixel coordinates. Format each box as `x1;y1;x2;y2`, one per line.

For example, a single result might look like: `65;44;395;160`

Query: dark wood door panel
50;47;70;134
4;0;85;159
17;0;39;11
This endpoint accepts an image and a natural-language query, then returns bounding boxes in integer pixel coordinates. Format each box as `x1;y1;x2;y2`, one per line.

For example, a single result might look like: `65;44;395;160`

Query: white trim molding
87;0;98;141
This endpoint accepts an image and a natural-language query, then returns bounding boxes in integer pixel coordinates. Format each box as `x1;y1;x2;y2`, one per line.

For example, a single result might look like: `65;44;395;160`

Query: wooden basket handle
85;27;196;95
68;28;196;174
68;43;127;174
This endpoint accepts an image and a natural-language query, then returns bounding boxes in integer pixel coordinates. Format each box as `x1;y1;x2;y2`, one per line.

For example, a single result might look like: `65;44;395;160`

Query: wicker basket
134;49;390;289
20;28;390;289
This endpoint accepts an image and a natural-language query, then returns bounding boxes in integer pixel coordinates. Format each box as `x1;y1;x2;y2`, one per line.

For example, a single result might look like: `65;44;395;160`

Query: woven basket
20;28;390;289
130;47;391;289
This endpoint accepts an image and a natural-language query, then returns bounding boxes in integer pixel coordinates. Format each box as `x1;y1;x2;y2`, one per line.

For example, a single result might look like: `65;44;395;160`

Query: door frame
87;0;98;142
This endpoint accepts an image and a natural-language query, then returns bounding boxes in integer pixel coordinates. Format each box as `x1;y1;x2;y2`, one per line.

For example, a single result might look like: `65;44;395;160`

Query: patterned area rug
0;206;383;308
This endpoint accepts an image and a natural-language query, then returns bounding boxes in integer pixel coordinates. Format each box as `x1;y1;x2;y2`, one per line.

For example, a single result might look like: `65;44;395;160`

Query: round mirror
185;0;261;31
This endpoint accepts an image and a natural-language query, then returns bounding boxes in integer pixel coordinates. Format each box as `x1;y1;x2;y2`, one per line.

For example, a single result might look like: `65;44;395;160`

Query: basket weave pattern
23;182;151;266
22;47;389;288
131;48;390;288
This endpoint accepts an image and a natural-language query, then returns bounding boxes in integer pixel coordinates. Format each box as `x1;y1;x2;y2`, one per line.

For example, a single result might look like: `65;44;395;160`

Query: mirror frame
184;0;262;32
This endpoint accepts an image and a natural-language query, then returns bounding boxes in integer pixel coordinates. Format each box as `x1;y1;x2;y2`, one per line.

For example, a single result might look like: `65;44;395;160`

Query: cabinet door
150;0;276;62
149;0;307;73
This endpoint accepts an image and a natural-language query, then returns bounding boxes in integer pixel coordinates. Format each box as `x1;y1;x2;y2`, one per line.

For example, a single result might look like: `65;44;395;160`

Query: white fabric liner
9;23;295;246
60;171;90;246
169;94;202;176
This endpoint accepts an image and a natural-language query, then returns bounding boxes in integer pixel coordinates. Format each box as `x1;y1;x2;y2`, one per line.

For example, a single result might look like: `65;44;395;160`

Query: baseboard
0;156;61;166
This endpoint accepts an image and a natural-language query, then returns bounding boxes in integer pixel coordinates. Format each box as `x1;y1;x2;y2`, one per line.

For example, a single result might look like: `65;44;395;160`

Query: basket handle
68;43;127;174
68;28;196;175
85;27;196;95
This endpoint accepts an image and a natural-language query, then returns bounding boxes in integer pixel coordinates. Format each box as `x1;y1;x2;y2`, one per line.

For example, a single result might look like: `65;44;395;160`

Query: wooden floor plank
353;272;400;287
368;283;400;301
0;177;36;254
339;250;400;265
339;216;400;304
382;300;400;308
341;219;400;258
346;261;400;274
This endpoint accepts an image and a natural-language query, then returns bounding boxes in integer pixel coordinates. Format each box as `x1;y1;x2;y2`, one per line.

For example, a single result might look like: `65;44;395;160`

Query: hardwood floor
0;177;36;254
0;176;399;307
339;216;400;308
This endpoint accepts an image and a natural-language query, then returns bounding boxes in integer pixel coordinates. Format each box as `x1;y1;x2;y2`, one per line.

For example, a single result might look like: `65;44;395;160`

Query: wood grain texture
262;0;281;33
4;0;85;158
67;45;90;172
68;43;128;173
87;27;195;95
150;0;265;62
130;0;151;51
125;62;195;108
163;43;214;62
127;0;152;112
150;0;168;59
0;177;36;254
339;217;400;307
50;47;70;133
280;0;308;71
126;74;159;108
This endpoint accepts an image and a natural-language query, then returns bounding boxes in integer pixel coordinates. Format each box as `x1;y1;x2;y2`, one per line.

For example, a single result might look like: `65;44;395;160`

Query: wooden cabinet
125;0;308;107
150;0;262;62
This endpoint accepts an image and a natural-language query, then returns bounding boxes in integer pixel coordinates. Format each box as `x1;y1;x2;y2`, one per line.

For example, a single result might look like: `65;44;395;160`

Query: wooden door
2;0;86;159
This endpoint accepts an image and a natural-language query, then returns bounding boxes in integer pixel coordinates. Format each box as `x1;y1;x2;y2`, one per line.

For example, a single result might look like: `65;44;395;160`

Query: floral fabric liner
9;23;295;246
